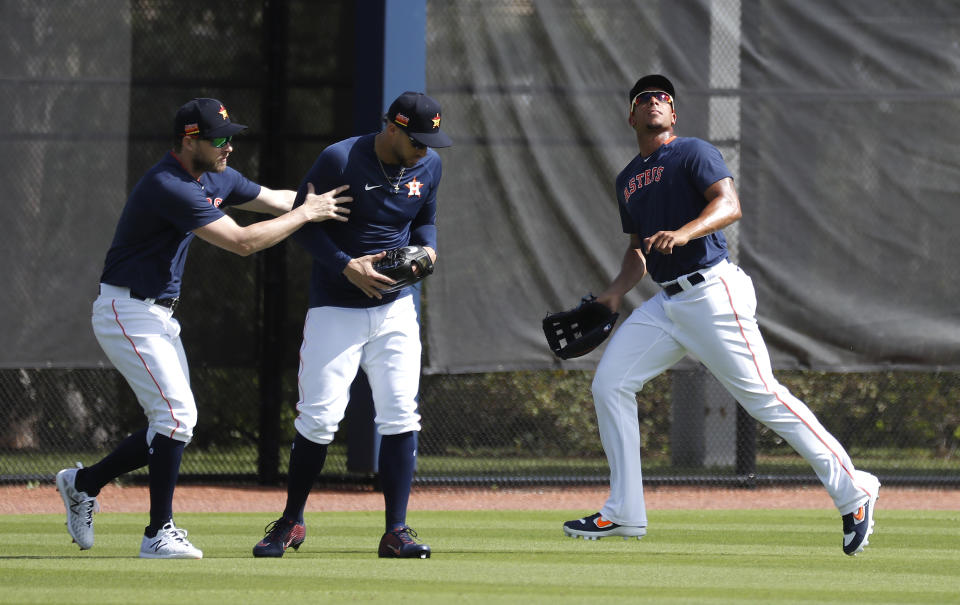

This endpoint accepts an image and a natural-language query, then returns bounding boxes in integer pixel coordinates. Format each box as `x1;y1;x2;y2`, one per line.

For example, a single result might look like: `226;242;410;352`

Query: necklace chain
377;157;406;194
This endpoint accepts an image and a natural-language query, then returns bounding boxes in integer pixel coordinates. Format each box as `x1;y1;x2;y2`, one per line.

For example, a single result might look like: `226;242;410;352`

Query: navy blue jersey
291;134;441;308
100;152;261;298
616;137;731;283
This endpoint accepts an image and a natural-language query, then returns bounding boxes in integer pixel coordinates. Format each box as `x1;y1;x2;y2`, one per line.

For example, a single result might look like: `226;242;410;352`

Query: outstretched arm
232;183;351;218
193;184;351;257
231;186;295;216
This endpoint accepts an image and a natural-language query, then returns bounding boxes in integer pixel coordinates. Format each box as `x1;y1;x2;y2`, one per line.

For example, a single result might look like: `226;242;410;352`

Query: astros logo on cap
218;105;229;120
431;113;441;128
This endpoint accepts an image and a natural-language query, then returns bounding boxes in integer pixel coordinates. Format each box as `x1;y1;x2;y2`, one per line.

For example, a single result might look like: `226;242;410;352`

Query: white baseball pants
92;284;195;444
294;295;422;444
592;261;879;527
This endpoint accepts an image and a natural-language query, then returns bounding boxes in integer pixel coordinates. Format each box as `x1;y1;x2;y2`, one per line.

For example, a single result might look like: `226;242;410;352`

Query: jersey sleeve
221;167;263;206
409;156;440;250
289;149;353;272
686;139;733;193
156;178;226;233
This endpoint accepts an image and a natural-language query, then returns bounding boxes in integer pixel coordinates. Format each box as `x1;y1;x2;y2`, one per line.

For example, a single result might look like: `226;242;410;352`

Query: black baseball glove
543;294;619;360
372;245;435;294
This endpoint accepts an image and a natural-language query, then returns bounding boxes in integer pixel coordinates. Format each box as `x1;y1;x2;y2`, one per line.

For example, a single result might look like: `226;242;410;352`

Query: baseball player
252;91;451;559
562;75;880;556
55;97;352;559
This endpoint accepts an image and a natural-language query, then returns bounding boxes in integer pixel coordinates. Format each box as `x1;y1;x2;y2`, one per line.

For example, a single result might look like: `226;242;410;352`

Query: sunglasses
407;134;427;150
630;91;673;112
206;136;233;148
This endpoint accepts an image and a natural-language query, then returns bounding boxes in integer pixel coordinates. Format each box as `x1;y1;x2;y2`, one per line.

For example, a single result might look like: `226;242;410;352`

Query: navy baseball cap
629;74;676;103
386;91;452;148
174;98;247;139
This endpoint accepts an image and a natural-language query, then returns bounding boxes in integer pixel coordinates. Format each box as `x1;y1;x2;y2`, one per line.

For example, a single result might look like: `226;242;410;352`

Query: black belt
130;291;180;311
662;272;705;296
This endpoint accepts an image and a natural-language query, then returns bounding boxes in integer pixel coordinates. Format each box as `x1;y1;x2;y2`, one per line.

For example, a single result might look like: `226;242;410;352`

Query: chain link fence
3;367;959;485
2;0;958;487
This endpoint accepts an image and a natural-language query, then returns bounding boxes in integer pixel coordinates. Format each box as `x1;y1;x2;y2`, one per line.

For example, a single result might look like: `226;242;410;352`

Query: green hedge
2;368;957;479
418;370;960;463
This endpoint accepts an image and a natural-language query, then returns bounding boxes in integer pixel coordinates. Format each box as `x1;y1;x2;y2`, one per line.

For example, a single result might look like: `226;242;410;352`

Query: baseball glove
372;245;435;294
543;294;619;360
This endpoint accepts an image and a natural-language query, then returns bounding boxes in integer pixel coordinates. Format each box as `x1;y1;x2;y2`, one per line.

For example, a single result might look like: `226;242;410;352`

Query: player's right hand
301;183;352;222
343;251;394;299
643;229;688;255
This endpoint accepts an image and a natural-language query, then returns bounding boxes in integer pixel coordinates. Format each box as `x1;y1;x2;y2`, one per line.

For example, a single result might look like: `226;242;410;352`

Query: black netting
4;368;957;485
1;0;958;487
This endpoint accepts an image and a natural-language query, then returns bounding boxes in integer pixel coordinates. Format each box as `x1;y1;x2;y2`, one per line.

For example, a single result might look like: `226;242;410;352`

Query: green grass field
1;509;958;604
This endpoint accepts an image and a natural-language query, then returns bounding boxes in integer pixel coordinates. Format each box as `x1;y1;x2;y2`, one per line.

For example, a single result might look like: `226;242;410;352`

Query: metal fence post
257;0;290;485
671;366;738;468
736;403;757;481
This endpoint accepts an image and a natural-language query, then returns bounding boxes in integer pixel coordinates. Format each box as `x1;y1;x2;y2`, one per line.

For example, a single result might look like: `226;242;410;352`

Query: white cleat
139;521;203;559
56;464;99;550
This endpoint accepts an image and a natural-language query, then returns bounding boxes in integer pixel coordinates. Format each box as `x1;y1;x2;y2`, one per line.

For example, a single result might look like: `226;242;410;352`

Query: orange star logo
218;104;229;120
431;113;441;128
405;178;423;197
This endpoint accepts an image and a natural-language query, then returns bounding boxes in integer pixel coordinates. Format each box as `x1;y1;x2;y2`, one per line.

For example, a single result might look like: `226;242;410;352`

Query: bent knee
592;372;628;404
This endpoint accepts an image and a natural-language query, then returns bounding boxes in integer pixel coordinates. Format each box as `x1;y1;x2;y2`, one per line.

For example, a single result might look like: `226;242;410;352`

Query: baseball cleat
252;517;306;558
378;525;431;559
563;512;646;540
843;475;880;556
139;521;203;559
56;464;99;550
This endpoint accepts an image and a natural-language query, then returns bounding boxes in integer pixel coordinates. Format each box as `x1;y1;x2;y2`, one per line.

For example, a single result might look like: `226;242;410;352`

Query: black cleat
842;472;880;556
842;498;877;556
378;525;431;559
563;512;646;540
253;517;306;558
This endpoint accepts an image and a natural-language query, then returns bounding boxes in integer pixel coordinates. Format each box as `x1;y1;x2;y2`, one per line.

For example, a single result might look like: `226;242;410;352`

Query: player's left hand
301;182;353;223
596;292;622;313
643;230;689;255
423;246;437;265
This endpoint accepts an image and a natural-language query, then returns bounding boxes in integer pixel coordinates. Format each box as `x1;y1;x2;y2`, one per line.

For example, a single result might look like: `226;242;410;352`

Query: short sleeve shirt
615;137;731;283
99;152;261;298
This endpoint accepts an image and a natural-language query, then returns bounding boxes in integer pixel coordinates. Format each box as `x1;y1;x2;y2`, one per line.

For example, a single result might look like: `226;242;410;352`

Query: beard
191;155;224;174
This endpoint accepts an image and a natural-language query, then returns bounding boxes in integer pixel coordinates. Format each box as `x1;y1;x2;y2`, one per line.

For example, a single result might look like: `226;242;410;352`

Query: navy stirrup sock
146;434;185;535
378;431;417;532
283;432;328;524
75;428;150;497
